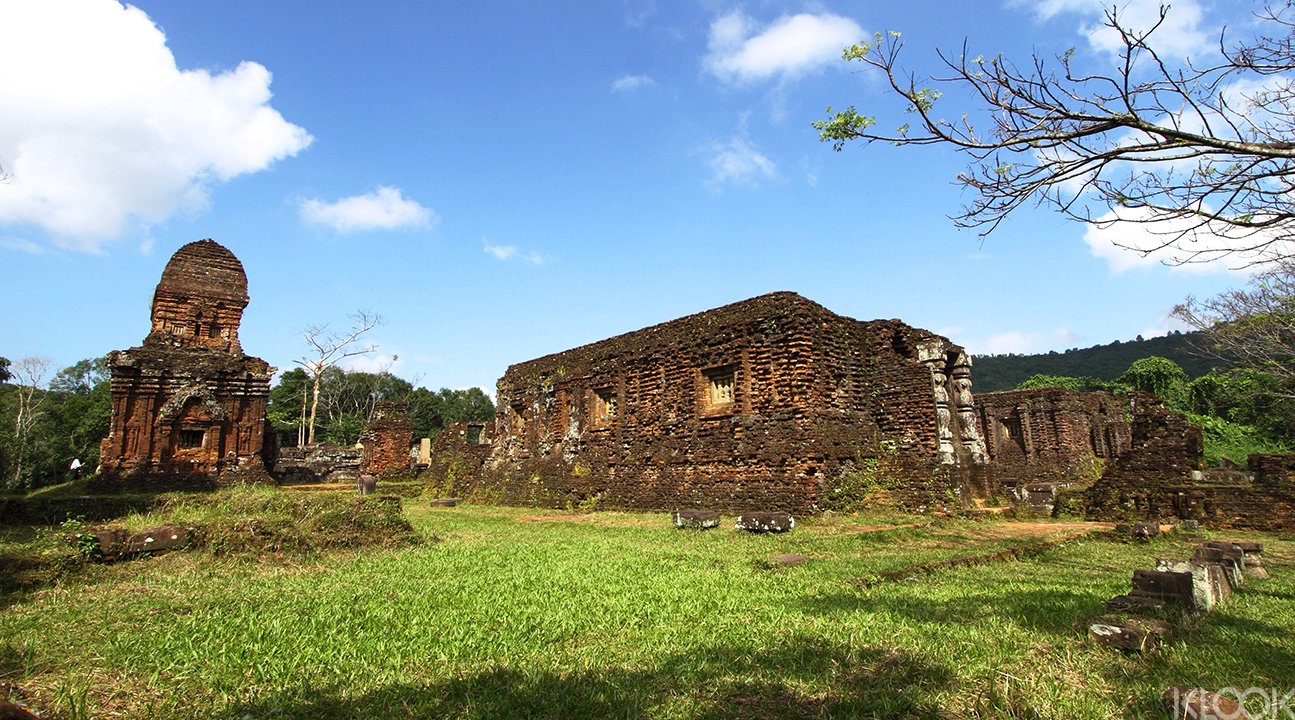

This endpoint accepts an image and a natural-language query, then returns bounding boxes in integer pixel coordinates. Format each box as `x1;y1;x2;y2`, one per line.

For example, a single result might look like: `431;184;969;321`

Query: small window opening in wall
704;365;736;408
593;388;617;423
466;424;484;444
510;404;526;434
177;429;204;449
208;323;221;339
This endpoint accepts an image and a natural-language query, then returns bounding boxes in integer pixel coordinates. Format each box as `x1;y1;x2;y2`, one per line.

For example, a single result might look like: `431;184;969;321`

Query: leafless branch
816;3;1295;265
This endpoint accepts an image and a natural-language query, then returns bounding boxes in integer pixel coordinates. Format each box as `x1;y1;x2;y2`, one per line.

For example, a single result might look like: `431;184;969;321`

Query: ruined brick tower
97;239;273;483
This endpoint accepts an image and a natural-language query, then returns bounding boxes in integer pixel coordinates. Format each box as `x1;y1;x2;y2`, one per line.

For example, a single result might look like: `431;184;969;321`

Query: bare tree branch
294;310;383;445
816;4;1295;265
1172;259;1295;398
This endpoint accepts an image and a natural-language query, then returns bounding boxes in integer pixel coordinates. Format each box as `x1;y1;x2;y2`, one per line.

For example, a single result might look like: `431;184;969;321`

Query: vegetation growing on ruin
1013;356;1295;466
0;486;421;599
0;500;1291;719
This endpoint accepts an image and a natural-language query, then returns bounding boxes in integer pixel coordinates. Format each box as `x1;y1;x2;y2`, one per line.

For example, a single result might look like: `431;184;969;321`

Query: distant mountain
971;331;1224;393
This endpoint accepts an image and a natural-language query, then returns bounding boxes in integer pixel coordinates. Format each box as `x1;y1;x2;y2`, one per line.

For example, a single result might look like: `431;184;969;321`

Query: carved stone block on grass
673;510;720;530
1192;547;1245;590
1155;559;1228;612
735;512;795;533
428;498;461;507
1089;618;1170;653
1131;569;1198;613
93;524;198;561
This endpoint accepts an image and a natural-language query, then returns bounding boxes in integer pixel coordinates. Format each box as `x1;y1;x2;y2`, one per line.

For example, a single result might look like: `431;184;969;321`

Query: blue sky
0;0;1264;393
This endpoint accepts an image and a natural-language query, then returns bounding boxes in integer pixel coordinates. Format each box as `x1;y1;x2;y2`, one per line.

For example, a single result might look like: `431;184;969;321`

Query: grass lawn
1;493;1292;719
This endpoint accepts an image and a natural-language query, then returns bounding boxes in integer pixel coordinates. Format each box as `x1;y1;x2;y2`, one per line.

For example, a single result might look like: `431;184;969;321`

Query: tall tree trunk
308;372;322;445
298;380;308;446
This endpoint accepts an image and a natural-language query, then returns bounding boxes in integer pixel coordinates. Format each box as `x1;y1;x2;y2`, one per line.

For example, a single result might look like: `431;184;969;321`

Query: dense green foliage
0;352;494;490
1118;356;1191;412
974;331;1221;392
1;501;1291;718
0;356;110;492
1015;357;1294;466
266;367;494;446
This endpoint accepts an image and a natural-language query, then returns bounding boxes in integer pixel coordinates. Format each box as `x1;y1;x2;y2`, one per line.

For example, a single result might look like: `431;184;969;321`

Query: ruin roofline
502;290;961;380
151;238;250;307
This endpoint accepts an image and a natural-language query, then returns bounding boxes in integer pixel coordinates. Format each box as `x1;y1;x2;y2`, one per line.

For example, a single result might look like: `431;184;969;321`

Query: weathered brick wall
469;292;986;513
1082;398;1295;529
272;443;364;485
360;401;413;476
421;421;492;496
1086;392;1204;521
976;388;1130;485
97;239;273;487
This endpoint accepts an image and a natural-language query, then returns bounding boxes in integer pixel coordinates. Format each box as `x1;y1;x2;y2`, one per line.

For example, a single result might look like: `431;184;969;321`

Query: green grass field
1;491;1292;719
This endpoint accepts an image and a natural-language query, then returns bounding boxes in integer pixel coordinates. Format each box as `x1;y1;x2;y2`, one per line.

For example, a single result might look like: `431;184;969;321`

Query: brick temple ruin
463;292;990;513
85;240;1295;529
96;239;274;485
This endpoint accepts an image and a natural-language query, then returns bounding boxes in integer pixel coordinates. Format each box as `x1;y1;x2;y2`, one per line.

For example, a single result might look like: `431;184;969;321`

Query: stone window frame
589;386;618;429
699;363;738;418
176;428;205;450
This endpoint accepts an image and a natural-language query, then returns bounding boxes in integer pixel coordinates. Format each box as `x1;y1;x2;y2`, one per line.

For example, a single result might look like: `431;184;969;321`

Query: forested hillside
973;331;1223;392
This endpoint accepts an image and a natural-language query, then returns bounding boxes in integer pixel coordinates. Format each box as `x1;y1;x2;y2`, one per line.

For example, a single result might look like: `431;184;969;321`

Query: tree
295;311;383;445
0;356;11;384
815;4;1295;264
9;356;52;490
1173;258;1295;396
1118;356;1190;411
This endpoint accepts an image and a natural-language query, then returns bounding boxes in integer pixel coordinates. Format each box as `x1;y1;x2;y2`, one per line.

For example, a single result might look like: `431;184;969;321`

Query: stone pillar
951;357;989;464
931;367;956;464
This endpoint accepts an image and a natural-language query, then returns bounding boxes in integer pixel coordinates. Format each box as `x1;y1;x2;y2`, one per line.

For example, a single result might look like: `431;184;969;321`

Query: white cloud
0;237;47;255
1010;0;1209;59
703;10;863;84
966;327;1081;356
706;137;777;189
300;187;438;233
483;239;544;265
611;74;656;92
340;351;402;375
1081;206;1291;275
0;0;312;251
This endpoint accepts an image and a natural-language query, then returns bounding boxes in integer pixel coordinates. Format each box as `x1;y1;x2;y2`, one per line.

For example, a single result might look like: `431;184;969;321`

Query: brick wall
976;388;1130;486
360;401;413;476
468;292;988;513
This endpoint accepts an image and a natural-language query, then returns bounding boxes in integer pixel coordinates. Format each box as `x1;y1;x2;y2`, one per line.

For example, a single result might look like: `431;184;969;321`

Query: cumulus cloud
1081;206;1291;275
703;10;863;84
483;239;544;265
300;187;438;233
706;137;777;189
1010;0;1209;58
0;0;312;251
611;74;656;92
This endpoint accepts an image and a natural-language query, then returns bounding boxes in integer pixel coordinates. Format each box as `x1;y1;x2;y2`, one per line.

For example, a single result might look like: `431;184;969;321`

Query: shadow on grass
800;585;1109;637
228;638;953;719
